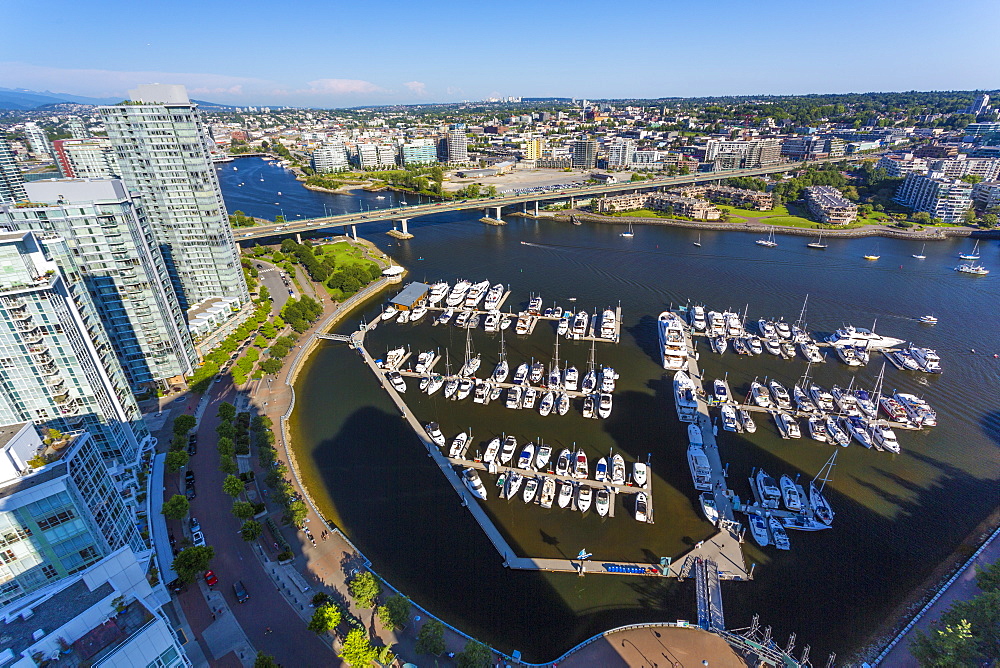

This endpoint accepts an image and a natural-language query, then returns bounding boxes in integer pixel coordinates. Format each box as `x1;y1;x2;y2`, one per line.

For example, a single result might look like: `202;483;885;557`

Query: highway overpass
233;156;861;243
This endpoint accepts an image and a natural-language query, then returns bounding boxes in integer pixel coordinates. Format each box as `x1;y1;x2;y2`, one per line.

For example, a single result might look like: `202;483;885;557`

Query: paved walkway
558;625;747;668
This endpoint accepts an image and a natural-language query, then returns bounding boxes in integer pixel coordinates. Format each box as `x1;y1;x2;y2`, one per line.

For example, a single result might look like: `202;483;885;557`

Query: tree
223;474;245;498
254;653;281;668
961;174;983;185
219;455;238;475
415;619;445;656
165;450;189;473
981;213;998;228
240;520;263;541
912;211;932;225
338;628;378;667
376;595;411;630
976;560;1000;592
172;546;214;584
307;602;342;634
260;358;283;374
910;619;980;667
232;501;255;520
348;571;381;608
961;208;978;225
286;499;308;527
161;494;190;520
217;437;235;457
217;402;237;422
173;414;196;435
457;640;492;668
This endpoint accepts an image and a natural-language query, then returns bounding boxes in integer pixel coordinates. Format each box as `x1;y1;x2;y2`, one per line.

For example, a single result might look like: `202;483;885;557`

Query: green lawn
617;209;670;218
718;204;789;218
315;241;375;269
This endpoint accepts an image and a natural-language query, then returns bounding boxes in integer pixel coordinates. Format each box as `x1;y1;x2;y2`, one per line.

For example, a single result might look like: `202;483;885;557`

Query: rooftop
0;422;29;450
2;579;113;660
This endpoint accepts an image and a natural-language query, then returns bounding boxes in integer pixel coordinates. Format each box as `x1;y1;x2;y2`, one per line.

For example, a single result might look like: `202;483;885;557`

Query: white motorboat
706;311;725;337
775;319;792;340
529;361;545;385
831;385;860;416
769;516;790;550
835;344;865;367
384;347;406;368
886;348;923;372
689;305;707;331
535;444;552;470
780;475;803;512
381;305;398;321
721;404;739;432
825;416;850;447
872;423;900;453
598;393;613;419
954;262;990;275
446;280;471;307
807;416;828;443
483;311;500;332
472;380;489;404
577;485;593;513
455;378;472;400
410;304;428;322
842;416;873;448
505;472;523;499
747;335;764;356
596;488;611;517
512;362;529;384
522;477;539;504
688;422;704;446
758;319;777;338
572;310;588;337
464;280;490;308
723;310;744;338
555;449;571;476
528;295;543;314
556;393;570;416
908;346;942;373
582;395;595;419
522;386;538;409
809;384;835;412
454;311;470;328
425;422;445;447
490;383;502;402
427;282;449;304
713;378;731;404
700;492;719;525
739;409;757;433
500;312;513;330
449;432;469;458
611;454;626;486
810;483;834;526
764;337;782;356
674;371;699;423
600;367;618;393
853;389;878;420
600;308;617;339
755;469;782;508
396;309;410;324
780;340;797;358
750;380;772;408
799;341;825;363
505;385;522;409
687;444;712;491
633;462;647;487
573;451;589;479
793;385;818;413
768;380;792;410
388;371;406;393
895;392;937;427
500;436;517;464
492;359;509;383
539;477;556;509
634;493;648;522
483;283;505;311
563;366;579;391
826;324;905;350
436;308;455;326
414;351;433;374
557;481;574;508
483;437;501;463
538;391;555;416
467;312;481;330
595;457;608;483
658;311;689;370
748;513;770;547
462;468;487;500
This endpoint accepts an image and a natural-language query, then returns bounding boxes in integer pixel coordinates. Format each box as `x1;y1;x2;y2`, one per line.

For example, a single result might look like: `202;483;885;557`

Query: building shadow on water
625;313;663;367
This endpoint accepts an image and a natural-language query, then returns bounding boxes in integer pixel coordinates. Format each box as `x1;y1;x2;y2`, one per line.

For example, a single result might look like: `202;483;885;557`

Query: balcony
20;331;44;345
0;296;26;308
15;321;40;333
8;308;32;321
30;351;54;365
38;363;60;376
44;378;66;393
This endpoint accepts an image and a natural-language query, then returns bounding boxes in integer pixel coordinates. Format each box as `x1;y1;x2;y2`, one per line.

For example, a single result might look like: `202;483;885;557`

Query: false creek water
219;157;1000;662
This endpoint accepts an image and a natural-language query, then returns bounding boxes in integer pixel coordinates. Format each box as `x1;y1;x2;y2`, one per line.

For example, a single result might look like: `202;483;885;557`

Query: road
252;259;295;315
234;156;864;242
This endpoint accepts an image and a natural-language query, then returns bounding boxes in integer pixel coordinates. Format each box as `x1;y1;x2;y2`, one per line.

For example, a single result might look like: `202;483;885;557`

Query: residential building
377;143;398;167
0;423;146;613
51;139;119;179
606;139;635;168
22;123;51;158
913;144;958;159
804;186;858;225
678;184;774;210
877;153;930;178
400;139;437;166
781;137;846;160
0;138;27;204
523;138;542;161
593;191;721;220
927;156;1000;182
895;172;973;224
0;230;148;464
355;143;396;169
99;84;249;313
704;139;782;169
67;116;88;140
2;180;197;390
972;181;1000;209
963;122;1000;138
570;139;597;170
965;95;991;116
312;142;349;173
536;157;572;169
446;124;469;163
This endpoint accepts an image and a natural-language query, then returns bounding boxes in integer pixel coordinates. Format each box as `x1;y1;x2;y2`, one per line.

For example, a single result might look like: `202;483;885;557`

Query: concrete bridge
234;156;862;243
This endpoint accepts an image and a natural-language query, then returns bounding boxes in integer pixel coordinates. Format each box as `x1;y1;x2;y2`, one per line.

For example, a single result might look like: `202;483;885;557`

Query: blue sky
5;0;999;107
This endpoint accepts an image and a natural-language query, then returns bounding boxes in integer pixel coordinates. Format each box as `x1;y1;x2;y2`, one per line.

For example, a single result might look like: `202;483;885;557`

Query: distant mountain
0;88;229;110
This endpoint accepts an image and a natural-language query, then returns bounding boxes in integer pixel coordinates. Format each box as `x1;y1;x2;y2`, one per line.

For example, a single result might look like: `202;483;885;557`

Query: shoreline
300;181;370;195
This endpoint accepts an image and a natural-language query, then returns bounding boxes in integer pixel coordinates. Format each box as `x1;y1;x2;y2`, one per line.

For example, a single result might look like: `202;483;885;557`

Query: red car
204;571;218;587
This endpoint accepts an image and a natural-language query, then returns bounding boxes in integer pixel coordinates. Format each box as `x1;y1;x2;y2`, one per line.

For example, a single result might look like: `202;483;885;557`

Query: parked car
187;440;197;457
191;531;206;547
185;485;196;500
184;470;195;484
233;580;249;603
190;517;200;533
204;570;218;587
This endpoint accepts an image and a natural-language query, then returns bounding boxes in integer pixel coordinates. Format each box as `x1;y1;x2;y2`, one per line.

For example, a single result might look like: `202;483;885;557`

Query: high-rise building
22;122;51;157
0;423;146;612
0;137;27;204
0;230;149;464
3;180;197;390
523;138;542;161
377;143;398;167
895;172;974;224
606;139;635;168
447;124;469;163
705;139;782;169
966;94;991;116
400;139;438;166
51;138;119;179
312;142;349;173
99;84;249;312
803;186;858;226
570;138;597;170
67;115;88;140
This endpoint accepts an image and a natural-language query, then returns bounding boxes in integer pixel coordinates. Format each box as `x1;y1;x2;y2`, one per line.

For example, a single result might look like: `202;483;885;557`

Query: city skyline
6;0;1000;107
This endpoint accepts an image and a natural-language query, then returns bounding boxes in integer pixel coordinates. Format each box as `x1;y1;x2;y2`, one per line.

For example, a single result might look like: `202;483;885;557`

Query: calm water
221;158;1000;662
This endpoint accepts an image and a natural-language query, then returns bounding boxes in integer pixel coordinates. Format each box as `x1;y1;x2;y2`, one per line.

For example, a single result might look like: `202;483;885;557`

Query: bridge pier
387;217;414;240
493;206;502;221
295;232;302;244
534;201;539;217
351;225;358;241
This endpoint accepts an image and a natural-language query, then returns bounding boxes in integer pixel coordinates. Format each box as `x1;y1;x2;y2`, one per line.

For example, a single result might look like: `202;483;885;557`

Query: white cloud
404;81;428;96
299;78;384;95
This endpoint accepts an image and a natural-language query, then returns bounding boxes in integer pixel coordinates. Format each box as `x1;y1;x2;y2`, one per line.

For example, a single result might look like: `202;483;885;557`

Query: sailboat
863;242;881;261
756;227;777;247
620;222;634;238
912;243;926;260
959;239;980;260
693;232;702;247
809;451;838;527
806;232;827;249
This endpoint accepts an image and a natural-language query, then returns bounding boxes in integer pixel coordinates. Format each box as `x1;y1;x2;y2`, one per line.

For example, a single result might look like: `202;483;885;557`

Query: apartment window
42;564;57;578
37;509;75;531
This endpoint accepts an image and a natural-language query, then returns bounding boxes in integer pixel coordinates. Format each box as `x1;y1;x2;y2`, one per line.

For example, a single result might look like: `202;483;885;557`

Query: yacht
600;308;617;339
918;314;937;324
748;513;770;547
756;469;782;508
515;313;532;334
427;281;449;305
774;412;801;439
780;475;803;512
688;422;704;446
522;477;539;504
518;443;536;470
958;239;981;260
563;366;579;391
807;232;828;249
558;481;574;509
721;404;740;432
555;449;572;477
879;395;908;422
454;311;470;328
595;457;608;483
747;335;764;356
756;227;777;248
807;416;829;443
512;363;529;385
528;294;543;314
535;444;552;470
673;371;699;422
768;380;792;410
455;378;474;401
483;311;500;332
895;393;937;427
739;409;757;433
539;477;556;509
634;493;648;522
436;308;455;326
529;361;545;385
799;341;825;363
707;311;726;337
809;384;835;412
387;371;406;393
764;337;782;356
825;416;850;446
713;378;731;404
446;280;472;307
464;280;490;308
724;311;744;338
611;454;626;486
826;324;905;350
499;312;513;330
689;305;707;331
793;385;818;413
472;380;489;404
572;310;589;337
573;451;589;479
449;432;469;458
687;443;713;491
596;489;611;517
483;437;501;464
425;422;445;447
504;472;523;499
500;436;518;464
600;367;618;393
462;469;488;500
505;385;522;409
410;304;428;322
775;319;792;340
842;416;873;448
557;313;571;336
872;424;900;453
658;311;689;370
538;391;555;416
908;346;942;373
954;262;989;275
577;485;593;513
522;386;538;409
598;393;613;419
831;385;860;416
384;347;406;368
750;380;772;408
699;492;719;525
381;305;398;321
887;348;922;372
834;344;865;367
414;351;434;374
483;283;505;311
769;517;791;550
633;462;648;487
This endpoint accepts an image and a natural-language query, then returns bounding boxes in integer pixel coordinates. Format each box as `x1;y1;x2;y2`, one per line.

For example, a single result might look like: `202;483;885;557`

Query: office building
400;139;438;166
606;139;635;168
803;186;858;225
3;180;197;390
0;423;146;612
964;122;1000;138
704;138;782;169
781;136;846;160
446;124;469;163
22;123;51;158
0;138;27;204
570;138;597;170
312;142;349;173
67;116;89;140
0;231;148;464
51;138;119;180
99;84;248;312
895;172;973;224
